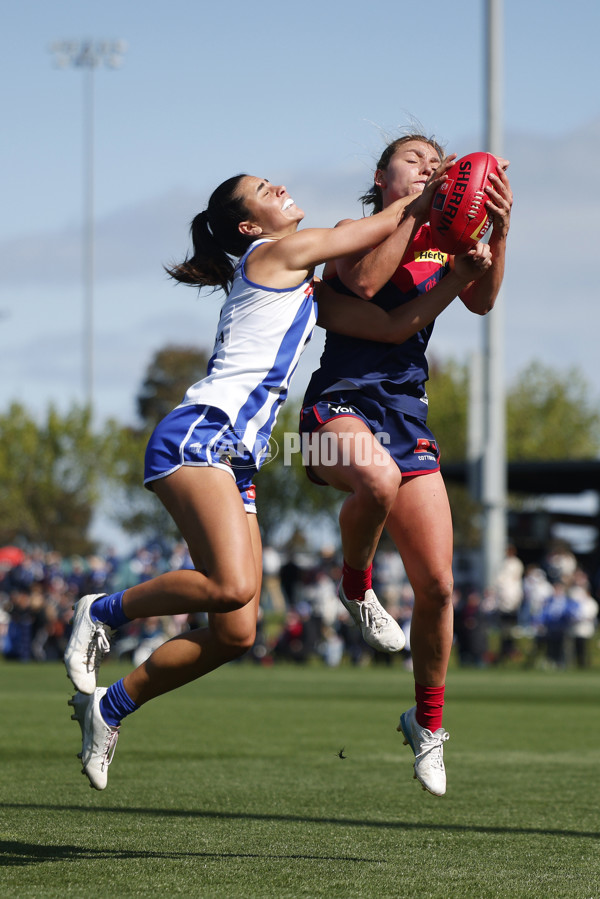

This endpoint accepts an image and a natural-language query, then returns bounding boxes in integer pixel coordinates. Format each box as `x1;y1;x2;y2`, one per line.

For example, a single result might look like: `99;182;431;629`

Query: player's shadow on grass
3;802;600;842
0;838;376;867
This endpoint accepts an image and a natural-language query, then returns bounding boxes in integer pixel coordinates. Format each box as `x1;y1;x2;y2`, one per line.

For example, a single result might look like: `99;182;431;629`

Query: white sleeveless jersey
179;239;317;464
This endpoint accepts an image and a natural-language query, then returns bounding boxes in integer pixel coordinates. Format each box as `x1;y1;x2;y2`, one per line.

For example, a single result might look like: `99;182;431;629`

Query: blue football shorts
299;391;440;486
144;404;260;513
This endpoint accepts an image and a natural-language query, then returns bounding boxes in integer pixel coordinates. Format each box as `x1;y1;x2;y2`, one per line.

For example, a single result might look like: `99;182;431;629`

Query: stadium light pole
49;40;127;414
481;0;507;589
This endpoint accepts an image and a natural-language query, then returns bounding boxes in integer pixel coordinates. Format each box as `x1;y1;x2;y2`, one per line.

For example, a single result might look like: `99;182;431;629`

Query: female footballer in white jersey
63;169;492;789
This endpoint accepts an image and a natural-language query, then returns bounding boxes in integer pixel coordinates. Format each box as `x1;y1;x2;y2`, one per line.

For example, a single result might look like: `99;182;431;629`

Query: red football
430;152;497;254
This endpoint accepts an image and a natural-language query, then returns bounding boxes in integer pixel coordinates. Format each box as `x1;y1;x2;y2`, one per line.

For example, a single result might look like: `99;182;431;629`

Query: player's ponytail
165;174;254;294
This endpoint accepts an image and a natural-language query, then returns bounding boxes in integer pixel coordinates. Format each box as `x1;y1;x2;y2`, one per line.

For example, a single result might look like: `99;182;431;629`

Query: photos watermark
199;429;396;470
282;431;391;467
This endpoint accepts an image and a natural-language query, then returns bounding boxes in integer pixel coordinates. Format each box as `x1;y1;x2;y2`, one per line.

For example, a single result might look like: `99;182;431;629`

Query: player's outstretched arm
262;193;415;282
317;243;492;344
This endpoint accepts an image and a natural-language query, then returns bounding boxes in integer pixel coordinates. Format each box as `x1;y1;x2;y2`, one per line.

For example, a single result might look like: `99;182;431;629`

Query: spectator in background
520;564;553;630
279;553;303;608
273;605;312;663
543;541;577;586
453;590;488;667
569;569;599;669
4;590;43;661
521;563;553;669
493;544;524;663
539;580;579;668
261;545;286;613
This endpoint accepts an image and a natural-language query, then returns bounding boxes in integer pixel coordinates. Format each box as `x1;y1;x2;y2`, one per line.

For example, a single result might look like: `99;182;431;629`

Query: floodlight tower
49;40;127;413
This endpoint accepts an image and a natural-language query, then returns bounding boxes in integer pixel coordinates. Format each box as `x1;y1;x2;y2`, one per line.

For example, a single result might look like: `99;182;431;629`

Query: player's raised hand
453;242;493;281
485;162;513;238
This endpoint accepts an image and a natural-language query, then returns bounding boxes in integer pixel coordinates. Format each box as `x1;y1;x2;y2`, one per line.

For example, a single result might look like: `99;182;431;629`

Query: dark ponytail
165;174;254;294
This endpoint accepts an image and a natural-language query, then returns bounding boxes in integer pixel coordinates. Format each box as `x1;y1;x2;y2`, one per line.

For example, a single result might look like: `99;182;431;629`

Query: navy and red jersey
303;224;449;422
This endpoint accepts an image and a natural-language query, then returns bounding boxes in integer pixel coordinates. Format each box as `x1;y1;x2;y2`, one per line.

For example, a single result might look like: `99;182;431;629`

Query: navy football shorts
144;404;259;513
299;391;440;485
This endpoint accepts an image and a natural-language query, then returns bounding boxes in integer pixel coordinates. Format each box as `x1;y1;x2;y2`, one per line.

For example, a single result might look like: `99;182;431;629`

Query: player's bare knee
419;574;454;609
354;465;401;511
213;577;256;611
214;625;256;660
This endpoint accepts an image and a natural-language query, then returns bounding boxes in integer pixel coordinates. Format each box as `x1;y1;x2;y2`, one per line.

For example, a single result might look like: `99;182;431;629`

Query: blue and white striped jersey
179;239;317;465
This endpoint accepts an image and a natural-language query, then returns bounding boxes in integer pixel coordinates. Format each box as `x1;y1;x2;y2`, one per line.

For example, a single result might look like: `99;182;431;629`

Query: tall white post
481;0;507;590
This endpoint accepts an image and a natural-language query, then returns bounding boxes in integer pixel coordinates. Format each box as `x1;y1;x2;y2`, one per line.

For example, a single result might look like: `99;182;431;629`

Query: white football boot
64;594;111;694
75;688;120;791
398;705;449;797
339;584;405;653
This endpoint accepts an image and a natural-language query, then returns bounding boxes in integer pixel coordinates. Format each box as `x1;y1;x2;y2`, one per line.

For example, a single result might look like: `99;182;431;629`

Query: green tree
0;403;98;554
137;344;209;428
100;419;174;540
507;361;600;459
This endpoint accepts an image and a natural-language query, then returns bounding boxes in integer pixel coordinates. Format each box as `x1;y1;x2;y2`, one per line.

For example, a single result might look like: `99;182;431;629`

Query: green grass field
1;659;599;898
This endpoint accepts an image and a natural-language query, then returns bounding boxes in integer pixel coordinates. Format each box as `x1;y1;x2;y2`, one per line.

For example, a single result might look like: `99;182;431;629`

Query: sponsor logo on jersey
327;404;357;416
413;437;439;457
413;249;448;264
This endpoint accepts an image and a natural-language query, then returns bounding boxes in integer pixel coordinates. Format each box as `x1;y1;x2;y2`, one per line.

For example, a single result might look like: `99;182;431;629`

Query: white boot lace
86;624;111;673
360;594;391;633
415;730;450;768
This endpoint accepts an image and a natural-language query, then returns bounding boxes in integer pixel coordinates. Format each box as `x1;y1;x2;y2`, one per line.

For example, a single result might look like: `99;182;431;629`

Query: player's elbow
357;280;378;301
475;295;498;316
460;290;497;316
470;303;494;316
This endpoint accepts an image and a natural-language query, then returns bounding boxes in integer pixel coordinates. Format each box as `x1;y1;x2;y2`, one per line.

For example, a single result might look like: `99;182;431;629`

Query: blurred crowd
453;542;600;669
1;538;599;671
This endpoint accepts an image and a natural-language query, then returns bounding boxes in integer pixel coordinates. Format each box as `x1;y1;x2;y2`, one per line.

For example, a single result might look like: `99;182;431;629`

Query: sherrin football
430;152;497;254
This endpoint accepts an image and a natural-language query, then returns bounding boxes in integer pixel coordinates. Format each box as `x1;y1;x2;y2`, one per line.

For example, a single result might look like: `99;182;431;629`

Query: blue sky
2;0;600;430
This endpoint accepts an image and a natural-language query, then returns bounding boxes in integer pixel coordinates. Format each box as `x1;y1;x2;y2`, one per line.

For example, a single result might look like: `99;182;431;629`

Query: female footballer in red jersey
300;134;513;795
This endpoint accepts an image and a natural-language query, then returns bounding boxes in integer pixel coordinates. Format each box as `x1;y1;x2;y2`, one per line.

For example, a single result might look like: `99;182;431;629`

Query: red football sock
415;683;445;732
342;561;372;602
